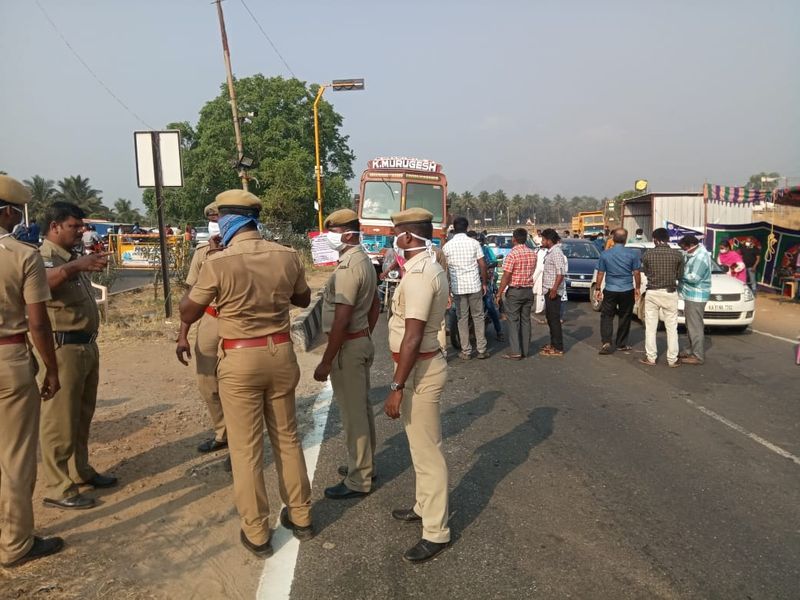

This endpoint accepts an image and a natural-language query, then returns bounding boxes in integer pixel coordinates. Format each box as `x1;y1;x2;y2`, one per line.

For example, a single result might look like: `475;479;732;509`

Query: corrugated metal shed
622;193;754;236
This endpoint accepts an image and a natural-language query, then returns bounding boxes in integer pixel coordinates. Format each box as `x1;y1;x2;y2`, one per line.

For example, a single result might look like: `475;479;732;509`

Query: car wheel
589;284;601;312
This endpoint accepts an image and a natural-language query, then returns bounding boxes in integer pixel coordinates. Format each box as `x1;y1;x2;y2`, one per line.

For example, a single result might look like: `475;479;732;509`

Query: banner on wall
704;222;800;290
665;221;704;243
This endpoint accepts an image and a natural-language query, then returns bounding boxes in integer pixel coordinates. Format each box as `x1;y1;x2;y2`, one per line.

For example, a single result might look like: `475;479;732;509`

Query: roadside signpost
134;130;184;317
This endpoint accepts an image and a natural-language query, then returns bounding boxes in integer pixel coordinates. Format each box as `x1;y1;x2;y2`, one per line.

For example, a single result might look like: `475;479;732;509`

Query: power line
238;0;297;78
34;0;154;129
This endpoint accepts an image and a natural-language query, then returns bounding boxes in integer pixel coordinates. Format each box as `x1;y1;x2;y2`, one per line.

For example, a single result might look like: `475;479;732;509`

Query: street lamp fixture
314;78;366;232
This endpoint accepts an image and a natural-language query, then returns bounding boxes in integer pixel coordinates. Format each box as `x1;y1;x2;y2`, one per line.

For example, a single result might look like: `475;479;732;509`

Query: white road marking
751;329;798;345
256;383;333;600
683;398;800;467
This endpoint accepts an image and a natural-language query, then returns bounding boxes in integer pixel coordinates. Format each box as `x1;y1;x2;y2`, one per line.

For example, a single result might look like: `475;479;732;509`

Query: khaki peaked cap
203;202;219;217
324;208;359;229
215;189;262;210
0;175;32;206
391;207;433;226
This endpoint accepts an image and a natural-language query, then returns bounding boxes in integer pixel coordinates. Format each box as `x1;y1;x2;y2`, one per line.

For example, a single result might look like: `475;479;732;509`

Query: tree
143;75;356;232
112;198;143;223
55;175;110;218
745;172;781;191
23;175;57;225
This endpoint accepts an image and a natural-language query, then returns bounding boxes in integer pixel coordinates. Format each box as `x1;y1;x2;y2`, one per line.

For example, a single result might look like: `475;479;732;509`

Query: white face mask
393;232;436;262
208;221;220;236
325;231;359;252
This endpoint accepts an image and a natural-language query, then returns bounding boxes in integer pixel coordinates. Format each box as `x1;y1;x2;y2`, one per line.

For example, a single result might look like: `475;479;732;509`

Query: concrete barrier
291;290;324;352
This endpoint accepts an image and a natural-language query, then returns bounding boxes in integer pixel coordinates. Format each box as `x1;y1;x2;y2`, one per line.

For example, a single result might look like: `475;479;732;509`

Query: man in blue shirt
594;228;641;354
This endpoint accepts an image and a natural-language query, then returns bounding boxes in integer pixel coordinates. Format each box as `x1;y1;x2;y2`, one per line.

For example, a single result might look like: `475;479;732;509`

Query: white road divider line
256;383;333;600
684;398;800;467
751;329;798;345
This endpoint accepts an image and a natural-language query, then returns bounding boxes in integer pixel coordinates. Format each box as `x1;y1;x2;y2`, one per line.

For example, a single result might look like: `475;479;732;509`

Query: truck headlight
742;287;754;302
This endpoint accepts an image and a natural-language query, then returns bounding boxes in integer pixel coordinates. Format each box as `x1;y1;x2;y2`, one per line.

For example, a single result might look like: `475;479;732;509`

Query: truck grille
709;293;741;302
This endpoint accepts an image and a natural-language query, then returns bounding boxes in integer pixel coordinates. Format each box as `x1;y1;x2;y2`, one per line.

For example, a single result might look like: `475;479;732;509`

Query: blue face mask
218;213;259;246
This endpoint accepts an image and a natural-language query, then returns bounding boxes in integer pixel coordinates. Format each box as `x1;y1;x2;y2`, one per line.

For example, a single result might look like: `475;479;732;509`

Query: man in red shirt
496;228;537;359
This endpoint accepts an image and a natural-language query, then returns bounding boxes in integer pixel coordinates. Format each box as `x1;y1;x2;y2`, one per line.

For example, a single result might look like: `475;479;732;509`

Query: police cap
0;175;32;206
324;208;359;229
215;189;262;212
391;207;433;226
203;202;219;218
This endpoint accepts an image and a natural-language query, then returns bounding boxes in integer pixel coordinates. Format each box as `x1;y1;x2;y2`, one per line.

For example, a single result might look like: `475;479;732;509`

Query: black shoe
0;536;64;568
598;343;613;355
85;473;118;488
279;507;314;541
337;465;377;480
324;481;369;500
43;493;95;510
197;438;228;453
391;508;422;523
476;352;490;360
240;530;273;559
403;539;450;563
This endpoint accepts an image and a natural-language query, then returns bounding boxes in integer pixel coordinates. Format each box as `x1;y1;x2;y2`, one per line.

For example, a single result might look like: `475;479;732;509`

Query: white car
590;242;755;331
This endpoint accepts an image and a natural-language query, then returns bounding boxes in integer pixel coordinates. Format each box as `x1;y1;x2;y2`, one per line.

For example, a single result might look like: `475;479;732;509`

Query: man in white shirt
443;216;489;360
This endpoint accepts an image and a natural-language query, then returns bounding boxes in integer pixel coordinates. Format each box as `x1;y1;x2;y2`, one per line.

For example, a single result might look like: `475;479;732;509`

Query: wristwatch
390;381;405;392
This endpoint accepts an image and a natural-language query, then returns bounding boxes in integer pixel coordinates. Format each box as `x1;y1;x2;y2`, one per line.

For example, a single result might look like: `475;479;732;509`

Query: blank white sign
134;130;184;188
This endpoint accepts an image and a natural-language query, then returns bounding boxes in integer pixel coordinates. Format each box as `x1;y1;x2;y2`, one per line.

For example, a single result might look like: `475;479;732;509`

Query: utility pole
215;0;248;191
150;132;172;317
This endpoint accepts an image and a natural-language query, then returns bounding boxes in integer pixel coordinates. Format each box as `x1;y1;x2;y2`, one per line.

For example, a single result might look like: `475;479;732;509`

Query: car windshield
562;242;600;259
361;181;401;219
488;235;513;248
405;182;444;222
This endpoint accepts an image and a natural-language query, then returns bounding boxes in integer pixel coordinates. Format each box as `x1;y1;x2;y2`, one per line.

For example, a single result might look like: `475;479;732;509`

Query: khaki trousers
195;313;226;441
217;342;311;545
330;336;375;492
39;342;99;499
397;354;450;544
644;290;679;364
0;344;38;564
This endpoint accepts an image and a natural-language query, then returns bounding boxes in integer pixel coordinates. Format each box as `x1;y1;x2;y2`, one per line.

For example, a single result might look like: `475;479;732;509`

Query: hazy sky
1;0;798;209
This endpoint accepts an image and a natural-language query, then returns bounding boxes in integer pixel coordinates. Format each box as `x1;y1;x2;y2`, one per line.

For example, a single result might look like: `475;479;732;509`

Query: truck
357;156;448;266
572;211;606;237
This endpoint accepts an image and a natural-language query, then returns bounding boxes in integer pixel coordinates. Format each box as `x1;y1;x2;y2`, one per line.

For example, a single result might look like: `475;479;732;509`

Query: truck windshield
406;183;444;222
361;181;401;219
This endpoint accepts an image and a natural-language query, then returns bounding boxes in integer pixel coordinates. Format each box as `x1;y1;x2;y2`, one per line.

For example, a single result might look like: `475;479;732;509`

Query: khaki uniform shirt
186;243;219;307
389;250;448;353
0;227;51;336
39;239;99;333
189;231;310;339
322;245;377;334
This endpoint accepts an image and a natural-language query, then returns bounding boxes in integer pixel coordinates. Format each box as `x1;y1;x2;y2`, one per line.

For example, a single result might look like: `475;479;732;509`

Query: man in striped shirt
496;228;537;359
678;235;712;365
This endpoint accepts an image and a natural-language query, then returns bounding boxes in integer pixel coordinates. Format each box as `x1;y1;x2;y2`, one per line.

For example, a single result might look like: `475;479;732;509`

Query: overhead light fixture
331;78;365;92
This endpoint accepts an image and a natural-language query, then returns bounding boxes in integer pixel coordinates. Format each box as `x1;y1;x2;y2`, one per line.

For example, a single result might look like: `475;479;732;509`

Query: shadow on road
449;406;557;541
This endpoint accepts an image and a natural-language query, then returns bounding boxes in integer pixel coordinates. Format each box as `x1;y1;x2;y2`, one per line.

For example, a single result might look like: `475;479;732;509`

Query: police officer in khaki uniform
179;189;313;559
176;202;227;454
313;209;380;499
385;208;451;563
39;201;118;510
0;175;64;567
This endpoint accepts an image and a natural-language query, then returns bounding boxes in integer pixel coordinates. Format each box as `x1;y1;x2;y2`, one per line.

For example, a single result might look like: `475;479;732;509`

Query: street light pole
313;84;327;232
215;0;248;191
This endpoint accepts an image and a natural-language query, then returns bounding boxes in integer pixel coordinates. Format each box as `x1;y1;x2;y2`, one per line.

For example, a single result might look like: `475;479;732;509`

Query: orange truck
357;157;448;264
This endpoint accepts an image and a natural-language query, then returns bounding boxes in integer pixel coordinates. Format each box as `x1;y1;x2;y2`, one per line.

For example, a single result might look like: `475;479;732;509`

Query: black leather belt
55;331;98;345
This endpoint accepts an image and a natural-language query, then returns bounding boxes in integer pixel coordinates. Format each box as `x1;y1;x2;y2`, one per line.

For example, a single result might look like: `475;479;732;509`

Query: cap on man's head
391;207;433;226
0;175;32;206
215;189;262;211
203;202;219;218
324;208;358;229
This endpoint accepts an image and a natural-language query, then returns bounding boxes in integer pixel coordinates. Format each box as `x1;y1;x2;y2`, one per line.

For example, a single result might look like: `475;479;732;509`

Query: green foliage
23;175;57;225
143;75;355;232
112;198;144;224
448;190;603;226
745;172;781;191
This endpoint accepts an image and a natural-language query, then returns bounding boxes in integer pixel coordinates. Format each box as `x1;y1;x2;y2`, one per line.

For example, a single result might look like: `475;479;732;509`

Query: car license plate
706;303;734;311
569;281;591;288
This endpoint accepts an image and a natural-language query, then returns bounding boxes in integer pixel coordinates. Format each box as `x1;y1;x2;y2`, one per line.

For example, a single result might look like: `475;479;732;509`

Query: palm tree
55;175;110;217
23;175;57;224
113;198;143;223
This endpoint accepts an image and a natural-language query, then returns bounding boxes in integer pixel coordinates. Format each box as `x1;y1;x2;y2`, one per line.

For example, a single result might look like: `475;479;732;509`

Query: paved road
288;300;799;599
110;269;154;294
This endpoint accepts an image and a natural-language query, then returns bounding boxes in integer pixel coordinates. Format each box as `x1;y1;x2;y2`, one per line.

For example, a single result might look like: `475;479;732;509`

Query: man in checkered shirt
443;217;489;359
